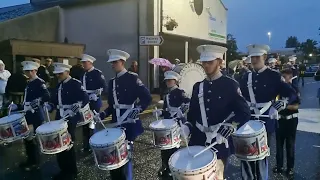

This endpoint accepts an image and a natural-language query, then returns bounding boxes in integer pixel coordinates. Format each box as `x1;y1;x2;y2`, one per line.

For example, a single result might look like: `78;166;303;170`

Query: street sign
139;36;164;46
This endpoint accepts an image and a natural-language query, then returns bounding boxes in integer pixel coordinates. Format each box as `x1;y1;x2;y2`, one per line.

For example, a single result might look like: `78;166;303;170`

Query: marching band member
180;45;251;180
267;58;278;70
288;55;299;89
239;44;297;180
152;70;190;178
9;61;50;171
97;49;152;180
274;68;300;179
80;54;107;153
48;62;89;180
243;56;253;72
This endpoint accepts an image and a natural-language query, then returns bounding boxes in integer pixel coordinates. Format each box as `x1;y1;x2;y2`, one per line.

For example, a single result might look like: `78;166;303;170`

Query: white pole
185;41;188;63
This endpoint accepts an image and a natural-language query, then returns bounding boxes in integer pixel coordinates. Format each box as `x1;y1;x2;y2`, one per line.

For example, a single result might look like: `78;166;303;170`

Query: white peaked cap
107;49;130;63
268;58;277;63
21;61;40;71
288;55;297;62
242;57;247;61
81;54;96;63
196;45;227;62
244;57;251;64
164;71;181;81
247;44;270;57
53;62;72;74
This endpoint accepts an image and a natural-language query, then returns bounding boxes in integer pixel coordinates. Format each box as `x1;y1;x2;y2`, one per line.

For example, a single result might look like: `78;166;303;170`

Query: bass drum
172;63;206;98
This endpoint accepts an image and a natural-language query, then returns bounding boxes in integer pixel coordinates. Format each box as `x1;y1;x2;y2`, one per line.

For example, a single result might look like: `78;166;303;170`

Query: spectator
298;62;306;87
5;65;27;105
32;58;50;85
0;60;11;108
70;60;85;81
128;61;139;74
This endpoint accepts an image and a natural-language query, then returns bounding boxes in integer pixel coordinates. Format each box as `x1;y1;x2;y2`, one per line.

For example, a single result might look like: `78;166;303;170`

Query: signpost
139;36;164;46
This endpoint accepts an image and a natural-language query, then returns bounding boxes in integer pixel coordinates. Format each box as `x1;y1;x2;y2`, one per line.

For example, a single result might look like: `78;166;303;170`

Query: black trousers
275;117;298;169
161;148;178;169
24;123;41;164
82;124;93;150
56;122;78;175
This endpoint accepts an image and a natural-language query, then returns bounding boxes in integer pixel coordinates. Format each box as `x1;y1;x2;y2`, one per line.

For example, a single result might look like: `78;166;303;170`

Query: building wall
63;0;144;83
0;7;60;42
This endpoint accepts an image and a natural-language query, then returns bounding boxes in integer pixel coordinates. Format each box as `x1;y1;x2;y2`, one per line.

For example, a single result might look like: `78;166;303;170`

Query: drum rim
90;129;126;147
96;158;130;171
234;121;266;136
149;119;178;130
36;121;68;134
0;114;25;125
168;146;217;174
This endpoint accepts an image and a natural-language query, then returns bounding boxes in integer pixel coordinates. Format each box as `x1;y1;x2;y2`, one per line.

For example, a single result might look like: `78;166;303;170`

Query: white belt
86;90;96;94
280;113;298;120
113;104;134;109
246;101;272;115
196;122;220;133
57;105;72;109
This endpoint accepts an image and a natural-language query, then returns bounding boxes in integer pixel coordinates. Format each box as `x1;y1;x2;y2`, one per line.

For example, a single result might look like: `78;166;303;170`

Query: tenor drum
0;113;29;143
169;146;217;180
77;103;94;126
232;120;269;161
172;63;206;98
90;128;129;171
36;120;72;155
149;119;180;150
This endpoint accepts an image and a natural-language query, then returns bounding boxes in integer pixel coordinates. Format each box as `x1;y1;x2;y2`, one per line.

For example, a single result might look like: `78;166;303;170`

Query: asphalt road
1;77;320;180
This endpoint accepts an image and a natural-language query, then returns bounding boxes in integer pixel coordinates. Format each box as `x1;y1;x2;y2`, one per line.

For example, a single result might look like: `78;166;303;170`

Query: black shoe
53;172;65;180
287;168;294;179
64;173;78;180
273;166;284;174
19;162;39;171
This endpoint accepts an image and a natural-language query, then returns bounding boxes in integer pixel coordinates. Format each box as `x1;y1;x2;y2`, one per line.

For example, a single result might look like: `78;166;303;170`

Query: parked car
306;65;318;77
313;66;320;81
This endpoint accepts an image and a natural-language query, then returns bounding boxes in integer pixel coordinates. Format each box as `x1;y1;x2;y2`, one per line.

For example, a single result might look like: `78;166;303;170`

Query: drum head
170;146;215;171
0;113;24;124
90;128;124;146
150;119;177;129
173;63;206;98
236;120;263;135
36;121;67;134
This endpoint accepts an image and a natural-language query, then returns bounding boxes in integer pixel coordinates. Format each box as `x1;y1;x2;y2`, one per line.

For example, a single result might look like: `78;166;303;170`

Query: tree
297;39;318;59
285;36;299;48
226;34;240;62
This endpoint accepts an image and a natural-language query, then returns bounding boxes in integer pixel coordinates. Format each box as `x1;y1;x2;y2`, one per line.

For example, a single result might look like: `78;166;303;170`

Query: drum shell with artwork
172;63;206;98
90;128;129;171
77;103;94;126
169;146;217;180
149;119;181;150
232;120;269;161
36;121;72;155
0;113;30;143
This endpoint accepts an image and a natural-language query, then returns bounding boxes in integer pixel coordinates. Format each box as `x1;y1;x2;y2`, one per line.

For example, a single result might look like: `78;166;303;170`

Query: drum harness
165;90;185;119
112;79;137;126
247;72;272;119
57;82;82;119
196;82;235;147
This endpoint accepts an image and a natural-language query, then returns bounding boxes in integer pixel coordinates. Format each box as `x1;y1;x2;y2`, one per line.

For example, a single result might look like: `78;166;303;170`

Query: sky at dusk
1;0;320;52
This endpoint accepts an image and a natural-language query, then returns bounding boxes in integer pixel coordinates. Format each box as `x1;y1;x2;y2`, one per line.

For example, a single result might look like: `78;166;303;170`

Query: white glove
93;113;101;123
180;124;190;138
216;133;229;148
272;100;287;112
89;94;98;101
127;108;141;119
95;88;103;96
63;109;75;117
152;109;162;117
45;103;52;112
8;104;18;111
71;103;81;114
268;107;279;120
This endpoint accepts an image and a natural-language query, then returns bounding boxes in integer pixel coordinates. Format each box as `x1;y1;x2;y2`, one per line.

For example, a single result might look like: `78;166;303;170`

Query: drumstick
8;102;13;115
43;102;51;122
251;114;270;118
193;142;218;158
179;120;191;155
155;107;159;121
93;110;108;130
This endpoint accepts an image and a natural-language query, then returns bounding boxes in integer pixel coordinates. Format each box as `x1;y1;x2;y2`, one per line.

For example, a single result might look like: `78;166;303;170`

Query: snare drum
90;128;129;171
77;103;94;126
232;120;269;161
169;146;217;180
36;120;72;155
0;113;29;143
149;119;181;150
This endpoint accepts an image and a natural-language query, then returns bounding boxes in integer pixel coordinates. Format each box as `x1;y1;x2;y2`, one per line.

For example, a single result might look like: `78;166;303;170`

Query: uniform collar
253;65;267;73
168;85;178;92
29;75;38;82
63;76;72;83
87;66;95;72
206;71;222;81
116;69;127;78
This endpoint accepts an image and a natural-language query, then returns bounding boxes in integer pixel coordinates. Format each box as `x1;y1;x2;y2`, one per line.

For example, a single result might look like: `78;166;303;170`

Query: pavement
1;78;320;180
